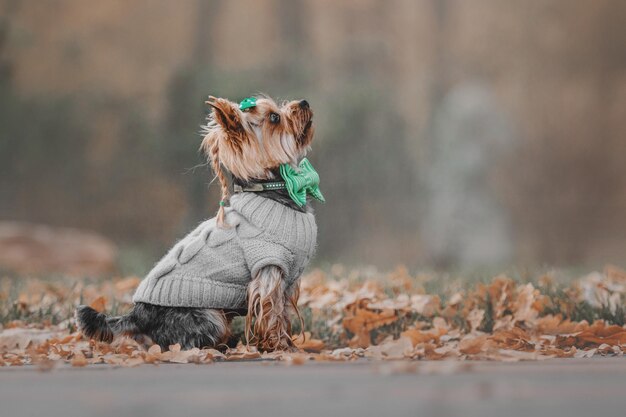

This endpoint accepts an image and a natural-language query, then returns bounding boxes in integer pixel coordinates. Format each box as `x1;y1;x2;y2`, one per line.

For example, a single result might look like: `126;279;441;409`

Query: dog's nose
299;100;309;109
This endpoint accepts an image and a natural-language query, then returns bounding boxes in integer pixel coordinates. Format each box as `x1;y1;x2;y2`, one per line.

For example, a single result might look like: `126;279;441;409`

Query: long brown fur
245;266;292;351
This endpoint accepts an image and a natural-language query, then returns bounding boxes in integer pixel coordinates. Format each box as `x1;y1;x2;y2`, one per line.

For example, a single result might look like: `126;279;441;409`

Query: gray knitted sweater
133;193;317;309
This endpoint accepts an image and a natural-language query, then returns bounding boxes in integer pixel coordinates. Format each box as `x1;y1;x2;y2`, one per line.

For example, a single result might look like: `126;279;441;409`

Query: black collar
232;174;310;213
233;180;286;193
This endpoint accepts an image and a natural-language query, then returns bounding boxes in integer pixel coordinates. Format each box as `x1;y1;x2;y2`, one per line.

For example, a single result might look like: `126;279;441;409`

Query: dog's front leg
246;265;294;352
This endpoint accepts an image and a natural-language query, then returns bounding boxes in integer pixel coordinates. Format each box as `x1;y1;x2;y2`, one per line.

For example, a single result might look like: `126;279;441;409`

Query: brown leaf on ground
225;350;262;361
0;328;63;349
466;309;485;332
513;283;540;324
293;332;325;353
71;351;88;367
283;353;310;365
89;296;106;313
534;315;582;335
490;328;535;352
365;337;413;360
401;328;443;347
343;299;398;347
162;347;202;364
459;334;489;355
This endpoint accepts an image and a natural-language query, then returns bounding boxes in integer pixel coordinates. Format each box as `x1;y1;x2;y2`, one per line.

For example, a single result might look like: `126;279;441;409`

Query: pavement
1;358;625;417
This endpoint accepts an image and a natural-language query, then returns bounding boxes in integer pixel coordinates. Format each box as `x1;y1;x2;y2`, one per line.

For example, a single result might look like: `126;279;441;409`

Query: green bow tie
279;158;325;207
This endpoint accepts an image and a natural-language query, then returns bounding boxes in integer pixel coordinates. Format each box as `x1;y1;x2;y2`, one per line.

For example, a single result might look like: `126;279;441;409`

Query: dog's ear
206;96;243;132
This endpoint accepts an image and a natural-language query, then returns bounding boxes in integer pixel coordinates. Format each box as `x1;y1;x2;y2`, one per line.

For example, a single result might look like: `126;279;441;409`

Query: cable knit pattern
132;193;317;309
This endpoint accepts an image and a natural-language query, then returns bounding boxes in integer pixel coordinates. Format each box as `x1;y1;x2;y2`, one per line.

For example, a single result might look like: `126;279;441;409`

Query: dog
76;94;322;352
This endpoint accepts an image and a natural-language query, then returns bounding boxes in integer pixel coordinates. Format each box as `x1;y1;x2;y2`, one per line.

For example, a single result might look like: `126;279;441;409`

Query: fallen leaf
89;296;106;313
459;334;488;355
366;337;413;360
467;309;485;332
293;332;325;353
343;300;397;347
401;328;441;347
71;351;88;367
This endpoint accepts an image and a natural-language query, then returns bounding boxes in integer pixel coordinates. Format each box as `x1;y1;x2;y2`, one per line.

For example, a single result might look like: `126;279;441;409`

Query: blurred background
0;0;625;277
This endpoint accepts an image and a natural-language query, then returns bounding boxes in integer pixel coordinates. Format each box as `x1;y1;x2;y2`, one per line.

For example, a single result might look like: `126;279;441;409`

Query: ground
2;358;626;417
2;266;626;416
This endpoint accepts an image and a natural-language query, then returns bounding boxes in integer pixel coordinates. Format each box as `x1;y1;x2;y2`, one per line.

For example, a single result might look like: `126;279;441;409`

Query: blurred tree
0;0;13;83
497;0;626;264
0;82;88;223
314;86;420;266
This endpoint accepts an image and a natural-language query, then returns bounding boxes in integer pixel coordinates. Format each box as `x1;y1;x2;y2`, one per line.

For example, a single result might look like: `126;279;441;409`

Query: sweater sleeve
241;236;294;279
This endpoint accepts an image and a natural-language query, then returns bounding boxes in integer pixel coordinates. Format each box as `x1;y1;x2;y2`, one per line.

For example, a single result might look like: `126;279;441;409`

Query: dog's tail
75;305;140;343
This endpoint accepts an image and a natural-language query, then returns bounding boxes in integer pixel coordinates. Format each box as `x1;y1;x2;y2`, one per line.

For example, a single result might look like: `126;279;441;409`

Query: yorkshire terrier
76;94;322;352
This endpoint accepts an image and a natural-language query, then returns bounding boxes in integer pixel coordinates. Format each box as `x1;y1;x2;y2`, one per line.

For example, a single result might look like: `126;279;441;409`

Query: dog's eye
269;112;280;124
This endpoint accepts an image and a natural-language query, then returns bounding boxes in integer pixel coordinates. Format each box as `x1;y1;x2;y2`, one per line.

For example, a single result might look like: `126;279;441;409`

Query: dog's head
201;95;314;181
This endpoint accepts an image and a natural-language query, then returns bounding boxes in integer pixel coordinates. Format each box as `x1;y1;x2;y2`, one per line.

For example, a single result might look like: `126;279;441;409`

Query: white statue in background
423;84;513;267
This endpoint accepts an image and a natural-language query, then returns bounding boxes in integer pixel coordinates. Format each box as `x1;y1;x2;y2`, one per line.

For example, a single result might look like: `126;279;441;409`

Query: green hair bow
239;97;257;110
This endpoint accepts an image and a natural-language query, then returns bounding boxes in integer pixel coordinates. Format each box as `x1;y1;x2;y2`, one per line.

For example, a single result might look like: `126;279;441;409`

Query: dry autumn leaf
459;334;489;355
71;351;88;367
343;300;398;347
365;336;413;360
401;328;442;347
293;332;325;353
89;296;106;313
